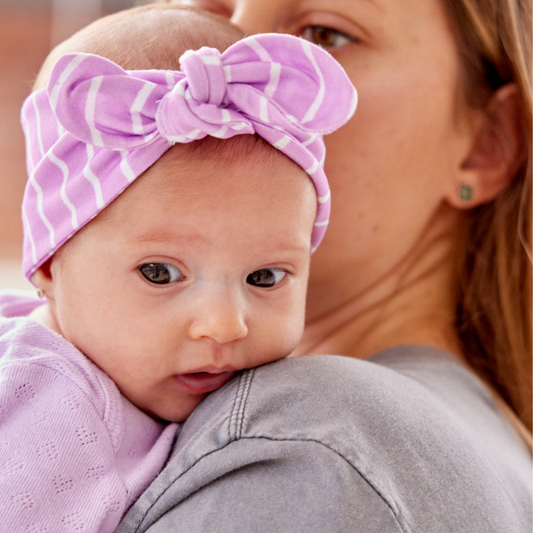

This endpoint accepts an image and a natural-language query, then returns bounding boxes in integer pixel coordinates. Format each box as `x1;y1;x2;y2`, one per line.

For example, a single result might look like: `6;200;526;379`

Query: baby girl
0;4;356;532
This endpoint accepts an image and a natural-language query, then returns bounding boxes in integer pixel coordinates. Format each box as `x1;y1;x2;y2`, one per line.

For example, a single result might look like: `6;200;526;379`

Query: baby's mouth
173;370;238;394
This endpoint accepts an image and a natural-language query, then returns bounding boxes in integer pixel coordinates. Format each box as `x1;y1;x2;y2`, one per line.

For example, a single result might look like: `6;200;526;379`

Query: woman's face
178;0;470;317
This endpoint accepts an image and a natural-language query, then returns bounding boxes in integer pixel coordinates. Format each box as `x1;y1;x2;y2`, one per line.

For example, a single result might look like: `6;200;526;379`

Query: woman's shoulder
119;346;531;533
224;346;527;458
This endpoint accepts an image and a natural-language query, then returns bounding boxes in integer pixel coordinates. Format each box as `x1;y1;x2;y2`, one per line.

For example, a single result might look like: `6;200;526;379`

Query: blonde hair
443;0;532;438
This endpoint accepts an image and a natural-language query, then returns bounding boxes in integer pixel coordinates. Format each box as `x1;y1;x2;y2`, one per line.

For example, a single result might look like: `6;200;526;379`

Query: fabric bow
47;34;356;151
21;33;357;280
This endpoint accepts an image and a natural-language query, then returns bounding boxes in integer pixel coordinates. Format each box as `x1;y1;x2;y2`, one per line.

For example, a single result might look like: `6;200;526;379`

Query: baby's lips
173;370;238;394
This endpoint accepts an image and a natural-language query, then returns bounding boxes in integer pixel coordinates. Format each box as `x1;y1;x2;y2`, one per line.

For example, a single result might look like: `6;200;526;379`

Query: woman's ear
445;84;525;209
31;258;55;301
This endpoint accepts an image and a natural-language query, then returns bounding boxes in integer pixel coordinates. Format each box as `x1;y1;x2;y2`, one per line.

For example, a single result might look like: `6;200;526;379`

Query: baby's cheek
272;311;306;361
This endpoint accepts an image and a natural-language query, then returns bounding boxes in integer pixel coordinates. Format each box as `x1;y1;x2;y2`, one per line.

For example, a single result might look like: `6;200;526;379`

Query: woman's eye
247;268;287;288
139;263;183;285
300;25;355;48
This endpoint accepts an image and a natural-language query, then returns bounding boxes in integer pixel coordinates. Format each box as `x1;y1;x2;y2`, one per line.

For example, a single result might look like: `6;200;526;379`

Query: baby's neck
29;302;63;337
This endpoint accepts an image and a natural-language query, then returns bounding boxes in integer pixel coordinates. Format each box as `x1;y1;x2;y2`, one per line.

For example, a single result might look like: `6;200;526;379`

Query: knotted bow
21;33;357;279
48;36;356;149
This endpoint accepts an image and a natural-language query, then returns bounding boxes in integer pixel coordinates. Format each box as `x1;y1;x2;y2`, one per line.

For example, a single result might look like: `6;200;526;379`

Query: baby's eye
300;25;355;48
247;268;287;288
139;263;184;285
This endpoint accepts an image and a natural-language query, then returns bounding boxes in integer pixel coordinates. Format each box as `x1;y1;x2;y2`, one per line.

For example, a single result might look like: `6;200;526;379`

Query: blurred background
0;0;138;291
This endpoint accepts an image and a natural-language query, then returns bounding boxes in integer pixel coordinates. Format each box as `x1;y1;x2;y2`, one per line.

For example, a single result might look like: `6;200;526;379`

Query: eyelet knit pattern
0;293;179;532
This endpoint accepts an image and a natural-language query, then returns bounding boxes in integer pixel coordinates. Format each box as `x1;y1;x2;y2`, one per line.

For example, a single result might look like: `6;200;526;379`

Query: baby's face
47;144;316;422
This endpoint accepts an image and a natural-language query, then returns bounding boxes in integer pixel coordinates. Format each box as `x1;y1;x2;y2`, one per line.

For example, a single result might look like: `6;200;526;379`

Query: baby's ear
31;258;55;301
444;84;525;208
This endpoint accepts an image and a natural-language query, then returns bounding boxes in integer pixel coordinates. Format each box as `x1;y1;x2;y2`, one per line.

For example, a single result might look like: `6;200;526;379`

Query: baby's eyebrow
130;230;311;255
131;230;208;246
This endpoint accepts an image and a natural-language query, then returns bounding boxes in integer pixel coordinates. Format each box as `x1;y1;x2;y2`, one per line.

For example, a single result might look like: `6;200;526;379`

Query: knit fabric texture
0;292;179;532
20;33;358;279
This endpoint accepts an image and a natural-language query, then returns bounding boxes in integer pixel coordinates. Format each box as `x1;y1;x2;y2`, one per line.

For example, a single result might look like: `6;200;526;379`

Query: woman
113;0;531;530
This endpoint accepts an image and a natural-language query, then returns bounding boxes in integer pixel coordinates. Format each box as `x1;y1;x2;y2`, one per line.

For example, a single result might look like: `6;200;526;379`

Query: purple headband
20;33;357;280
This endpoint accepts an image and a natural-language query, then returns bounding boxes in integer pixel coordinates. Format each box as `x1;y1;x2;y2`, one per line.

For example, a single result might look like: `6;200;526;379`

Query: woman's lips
173;371;238;394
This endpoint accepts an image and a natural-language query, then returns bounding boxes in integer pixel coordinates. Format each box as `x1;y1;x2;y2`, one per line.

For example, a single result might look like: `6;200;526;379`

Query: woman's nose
230;1;282;34
188;291;248;345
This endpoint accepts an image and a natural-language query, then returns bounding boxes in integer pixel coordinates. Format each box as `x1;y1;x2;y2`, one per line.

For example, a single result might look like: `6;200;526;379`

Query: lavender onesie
0;292;179;532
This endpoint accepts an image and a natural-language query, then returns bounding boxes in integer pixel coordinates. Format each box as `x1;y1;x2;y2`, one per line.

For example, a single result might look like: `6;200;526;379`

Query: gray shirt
117;345;532;532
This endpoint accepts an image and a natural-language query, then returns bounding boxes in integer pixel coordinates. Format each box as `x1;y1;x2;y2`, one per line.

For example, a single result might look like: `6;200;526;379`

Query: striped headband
20;33;357;280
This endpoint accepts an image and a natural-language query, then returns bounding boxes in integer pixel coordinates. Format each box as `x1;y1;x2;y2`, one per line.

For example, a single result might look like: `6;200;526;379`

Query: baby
0;4;356;532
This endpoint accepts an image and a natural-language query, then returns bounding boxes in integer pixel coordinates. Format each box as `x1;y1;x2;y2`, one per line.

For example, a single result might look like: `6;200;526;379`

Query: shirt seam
234;367;409;532
242;435;410;533
228;368;255;441
135;436;408;533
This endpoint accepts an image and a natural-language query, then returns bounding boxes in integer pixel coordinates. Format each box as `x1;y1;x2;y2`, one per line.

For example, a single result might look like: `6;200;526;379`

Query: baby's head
22;5;356;422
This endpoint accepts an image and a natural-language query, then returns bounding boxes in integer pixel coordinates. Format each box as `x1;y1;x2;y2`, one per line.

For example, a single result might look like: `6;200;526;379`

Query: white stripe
265;62;281;98
223;65;232;82
211;125;229;138
49;54;87;112
302;134;316;147
273;135;291;150
143;131;158;144
86;76;104;146
301;40;326;124
31;94;45;157
201;55;222;65
21;111;34;169
165;72;175;90
244;37;272;62
120;151;136;183
348;90;358;120
259;97;269;123
83;145;104;208
48;150;78;230
318;190;331;203
167;129;203;144
314;220;329;227
30;175;55;248
231;123;247;131
167;134;187;144
306;159;319;175
57;124;65;137
287;114;298;123
180;49;194;62
131;83;154;135
221;109;231;123
22;206;37;265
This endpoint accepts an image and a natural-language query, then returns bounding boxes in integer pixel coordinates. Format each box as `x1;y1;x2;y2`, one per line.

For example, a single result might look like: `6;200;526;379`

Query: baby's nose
188;290;248;345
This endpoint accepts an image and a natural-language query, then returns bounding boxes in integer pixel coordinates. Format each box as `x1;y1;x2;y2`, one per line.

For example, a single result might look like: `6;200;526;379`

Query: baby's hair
34;4;245;89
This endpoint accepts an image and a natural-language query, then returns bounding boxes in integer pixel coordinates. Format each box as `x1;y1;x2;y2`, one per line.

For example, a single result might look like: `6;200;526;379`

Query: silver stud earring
459;184;473;202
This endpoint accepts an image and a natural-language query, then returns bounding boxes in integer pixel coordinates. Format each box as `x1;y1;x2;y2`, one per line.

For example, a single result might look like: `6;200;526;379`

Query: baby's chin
142;392;212;424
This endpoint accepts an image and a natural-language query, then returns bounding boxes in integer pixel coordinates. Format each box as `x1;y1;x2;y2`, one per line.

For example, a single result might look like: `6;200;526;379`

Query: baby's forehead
81;141;316;266
93;139;317;250
108;137;315;214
